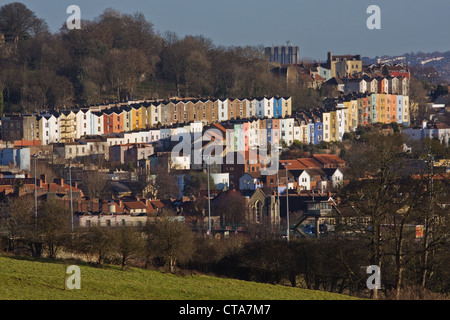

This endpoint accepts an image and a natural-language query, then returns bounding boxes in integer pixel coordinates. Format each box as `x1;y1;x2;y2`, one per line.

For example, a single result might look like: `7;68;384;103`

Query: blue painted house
313;121;324;144
273;97;283;119
371;93;378;123
397;95;403;124
0;147;30;171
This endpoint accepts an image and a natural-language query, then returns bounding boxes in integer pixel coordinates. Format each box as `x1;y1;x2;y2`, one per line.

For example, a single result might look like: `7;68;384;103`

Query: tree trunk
121;255;127;270
169;256;175;273
394;220;405;300
289;272;296;287
421;214;431;288
98;252;104;266
370;224;382;300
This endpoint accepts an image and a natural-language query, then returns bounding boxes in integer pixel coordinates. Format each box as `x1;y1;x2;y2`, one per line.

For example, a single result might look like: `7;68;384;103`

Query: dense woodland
0;2;325;115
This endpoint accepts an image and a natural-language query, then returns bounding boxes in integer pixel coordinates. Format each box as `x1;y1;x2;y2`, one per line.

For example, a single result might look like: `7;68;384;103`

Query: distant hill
363;51;450;84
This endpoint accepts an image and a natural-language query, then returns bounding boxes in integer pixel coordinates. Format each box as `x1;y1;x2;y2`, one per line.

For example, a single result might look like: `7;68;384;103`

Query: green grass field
0;254;360;300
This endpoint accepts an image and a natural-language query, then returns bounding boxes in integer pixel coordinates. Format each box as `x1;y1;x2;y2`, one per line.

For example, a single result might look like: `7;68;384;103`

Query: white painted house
218;98;229;122
38;112;60;145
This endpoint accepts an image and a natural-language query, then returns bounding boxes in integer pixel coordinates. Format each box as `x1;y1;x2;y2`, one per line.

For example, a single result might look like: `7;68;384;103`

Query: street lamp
33;154;38;228
284;162;290;242
204;155;211;236
68;161;74;235
276;147;282;237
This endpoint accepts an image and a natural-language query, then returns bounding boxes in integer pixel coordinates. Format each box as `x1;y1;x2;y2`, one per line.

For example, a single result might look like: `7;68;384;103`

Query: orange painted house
389;94;398;123
103;108;124;134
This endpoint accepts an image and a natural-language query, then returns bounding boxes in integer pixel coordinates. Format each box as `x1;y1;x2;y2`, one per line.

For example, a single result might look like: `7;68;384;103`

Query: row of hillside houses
270;51;410;92
1;96;292;144
1;92;410;154
276;64;409;95
337;75;409;96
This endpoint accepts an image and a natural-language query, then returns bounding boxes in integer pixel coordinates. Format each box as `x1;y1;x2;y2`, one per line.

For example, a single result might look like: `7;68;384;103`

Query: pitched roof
123;201;147;210
297;157;323;168
312;154;346;167
280;159;308;170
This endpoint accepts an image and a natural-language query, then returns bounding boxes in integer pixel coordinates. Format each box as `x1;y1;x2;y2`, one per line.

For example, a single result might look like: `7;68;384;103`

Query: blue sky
2;0;450;60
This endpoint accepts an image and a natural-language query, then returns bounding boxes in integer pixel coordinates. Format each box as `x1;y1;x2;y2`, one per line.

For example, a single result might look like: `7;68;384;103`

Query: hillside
0;255;359;301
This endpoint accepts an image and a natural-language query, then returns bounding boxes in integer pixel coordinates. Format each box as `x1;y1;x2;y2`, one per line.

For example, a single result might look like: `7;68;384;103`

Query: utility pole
276;147;281;238
276;168;280;236
69;162;73;235
206;156;211;236
285;162;290;242
33;154;38;228
422;151;435;288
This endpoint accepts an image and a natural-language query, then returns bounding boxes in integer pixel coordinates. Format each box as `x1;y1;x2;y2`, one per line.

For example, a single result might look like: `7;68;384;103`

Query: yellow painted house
282;97;292;117
329;110;337;142
343;101;352;132
327;52;362;78
322;110;331;142
349;99;358;130
122;106;132;132
130;105;146;130
59;110;76;143
378;94;386;123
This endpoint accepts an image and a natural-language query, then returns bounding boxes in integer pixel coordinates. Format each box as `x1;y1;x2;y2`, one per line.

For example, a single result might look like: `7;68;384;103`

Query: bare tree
0;195;34;253
145;209;194;272
81;170;109;200
113;226;145;270
339;131;407;299
212;190;248;226
151;163;180;200
37;199;72;259
0;2;46;52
